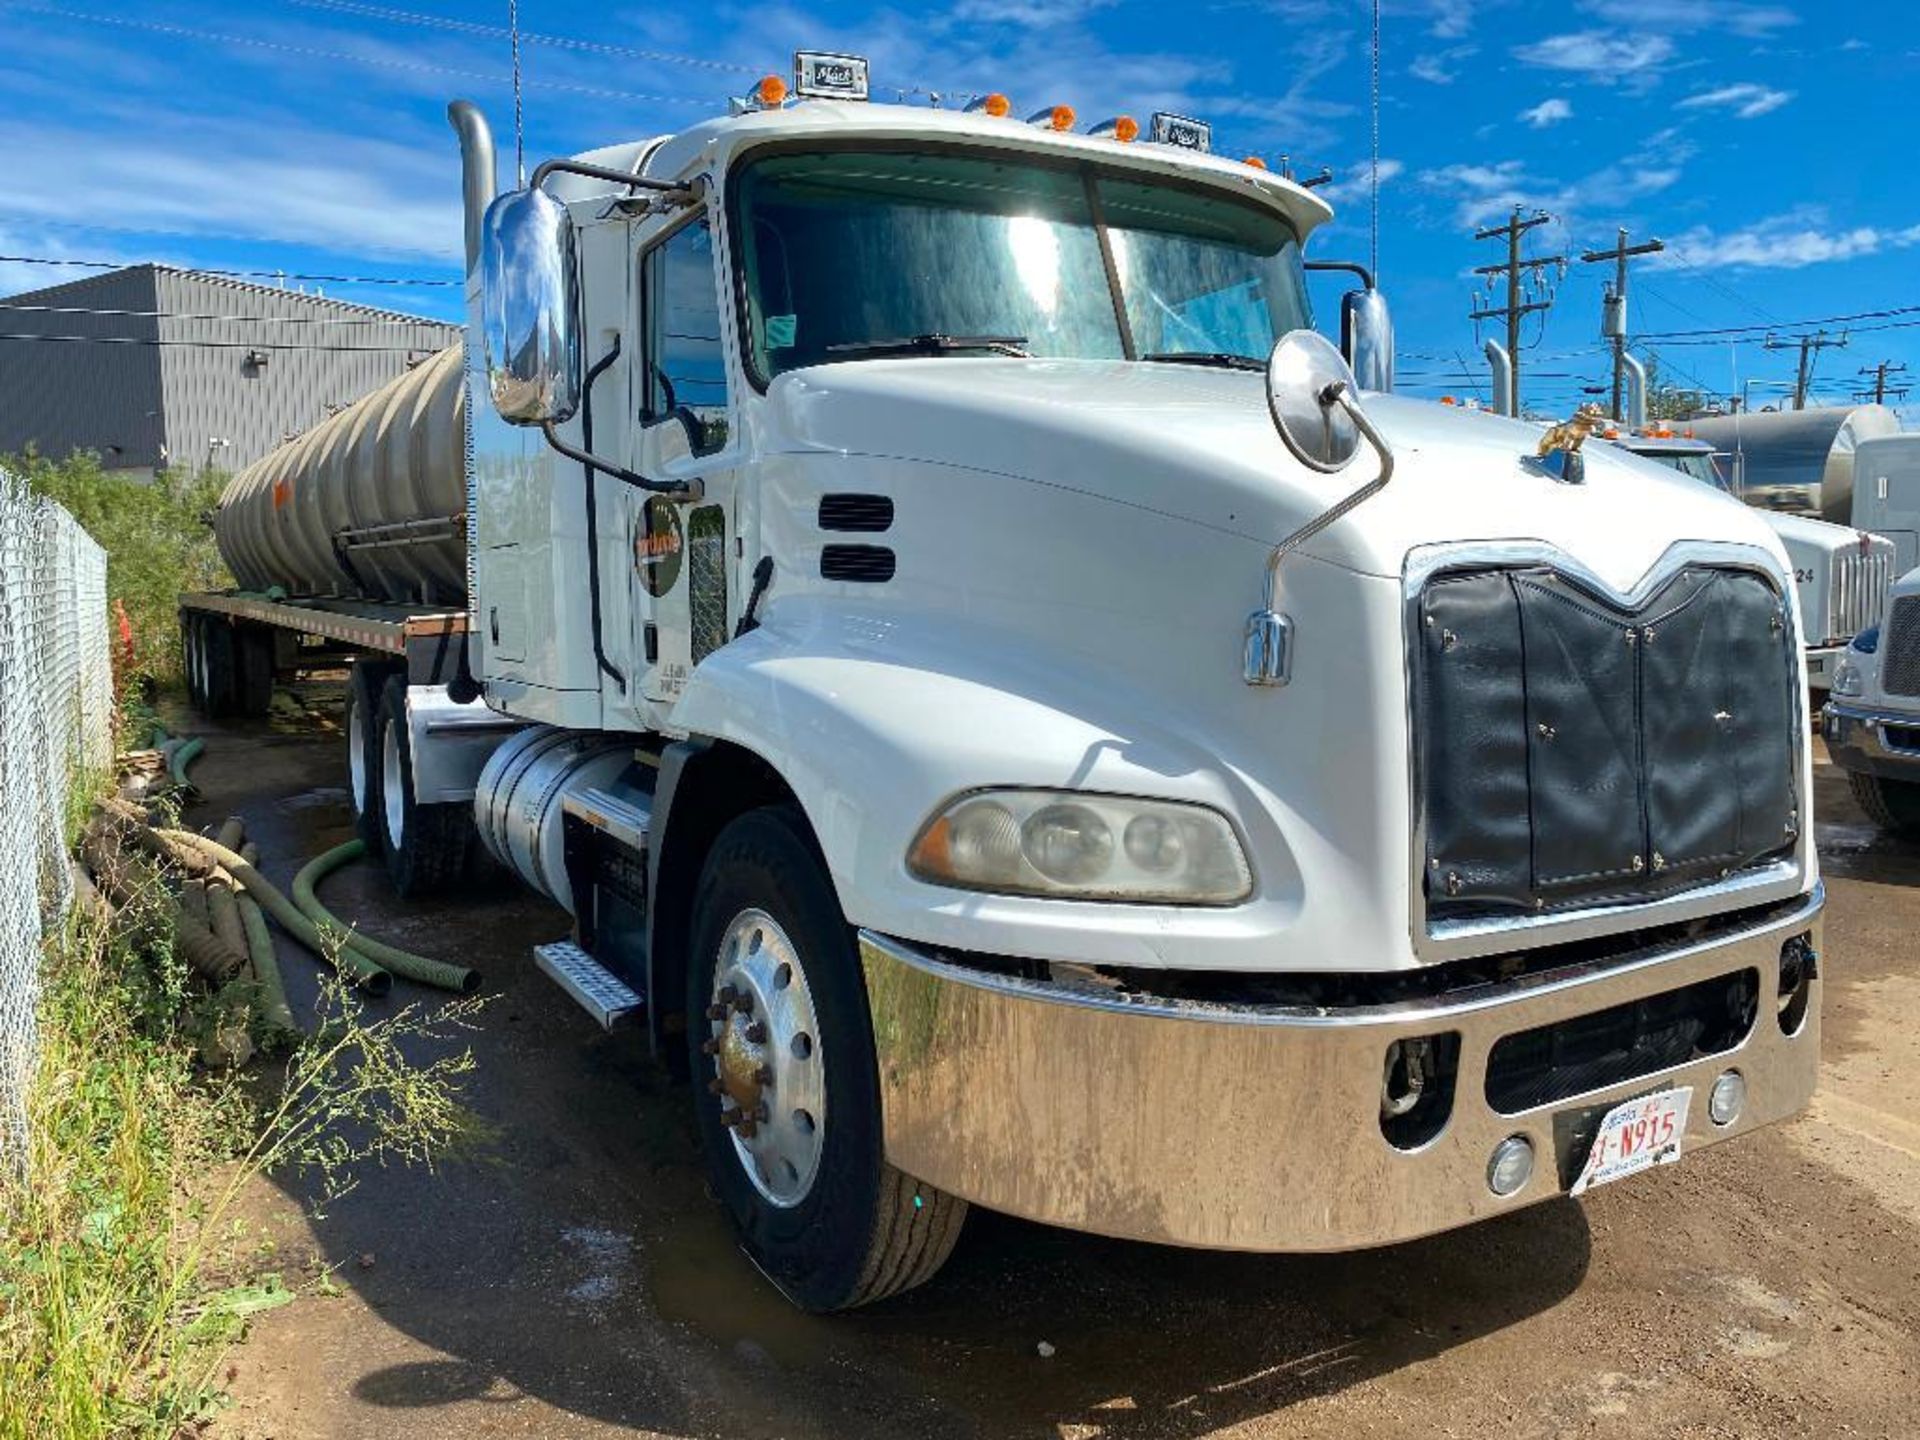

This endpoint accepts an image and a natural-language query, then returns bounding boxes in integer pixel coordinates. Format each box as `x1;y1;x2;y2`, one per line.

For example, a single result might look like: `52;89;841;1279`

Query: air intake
821;544;896;583
818;494;894;533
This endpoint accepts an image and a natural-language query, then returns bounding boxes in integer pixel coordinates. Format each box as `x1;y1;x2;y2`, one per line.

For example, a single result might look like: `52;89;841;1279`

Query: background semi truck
180;55;1824;1312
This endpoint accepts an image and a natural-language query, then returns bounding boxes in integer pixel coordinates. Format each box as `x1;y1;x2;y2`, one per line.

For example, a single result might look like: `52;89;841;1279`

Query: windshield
1641;450;1727;490
732;148;1310;380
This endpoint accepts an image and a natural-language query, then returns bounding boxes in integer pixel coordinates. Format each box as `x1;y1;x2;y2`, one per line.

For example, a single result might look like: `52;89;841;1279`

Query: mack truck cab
419;55;1822;1311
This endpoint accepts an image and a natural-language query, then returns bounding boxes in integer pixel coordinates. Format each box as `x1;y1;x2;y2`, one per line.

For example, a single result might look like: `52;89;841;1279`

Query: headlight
1831;655;1864;697
907;790;1253;904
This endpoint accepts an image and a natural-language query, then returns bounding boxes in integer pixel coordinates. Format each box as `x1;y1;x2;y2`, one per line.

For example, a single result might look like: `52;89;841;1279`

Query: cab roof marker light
792;50;869;102
965;92;1012;117
748;73;788;109
1087;116;1140;142
1243;155;1268;169
1028;104;1076;131
1148;111;1211;152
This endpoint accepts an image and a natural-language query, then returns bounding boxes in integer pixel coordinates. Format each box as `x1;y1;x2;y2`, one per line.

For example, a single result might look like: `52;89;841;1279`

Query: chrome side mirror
480;187;580;426
1247;330;1397;687
1340;285;1394;393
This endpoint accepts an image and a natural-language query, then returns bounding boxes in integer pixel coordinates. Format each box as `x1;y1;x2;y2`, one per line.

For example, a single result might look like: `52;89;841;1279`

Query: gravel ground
191;689;1920;1440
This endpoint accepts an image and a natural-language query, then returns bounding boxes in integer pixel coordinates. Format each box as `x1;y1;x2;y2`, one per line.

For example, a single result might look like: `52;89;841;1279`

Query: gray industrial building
0;264;459;476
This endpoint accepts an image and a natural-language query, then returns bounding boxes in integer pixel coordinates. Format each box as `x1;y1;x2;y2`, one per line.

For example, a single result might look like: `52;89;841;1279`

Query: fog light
1709;1069;1746;1127
1487;1135;1535;1197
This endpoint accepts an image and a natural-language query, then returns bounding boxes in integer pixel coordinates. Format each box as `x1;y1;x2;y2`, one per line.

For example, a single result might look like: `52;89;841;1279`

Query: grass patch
0;889;481;1440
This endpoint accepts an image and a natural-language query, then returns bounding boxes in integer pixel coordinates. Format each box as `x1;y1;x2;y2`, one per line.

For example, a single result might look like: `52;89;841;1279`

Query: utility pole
1857;360;1910;405
1764;330;1848;410
1579;227;1664;421
1470;207;1563;416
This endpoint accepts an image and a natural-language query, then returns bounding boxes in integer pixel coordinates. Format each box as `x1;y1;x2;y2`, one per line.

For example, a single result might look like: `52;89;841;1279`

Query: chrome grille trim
1884;595;1920;698
1827;537;1895;644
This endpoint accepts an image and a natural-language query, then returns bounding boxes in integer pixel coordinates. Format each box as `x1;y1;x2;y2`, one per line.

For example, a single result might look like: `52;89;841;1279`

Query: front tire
1848;769;1920;838
686;806;966;1311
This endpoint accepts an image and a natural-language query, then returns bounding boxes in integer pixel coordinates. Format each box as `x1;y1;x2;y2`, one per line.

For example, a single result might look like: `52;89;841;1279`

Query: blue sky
2;0;1914;420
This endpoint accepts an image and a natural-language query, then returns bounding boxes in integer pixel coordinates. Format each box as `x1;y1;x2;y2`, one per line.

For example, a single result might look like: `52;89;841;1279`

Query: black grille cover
1419;564;1797;919
821;543;896;583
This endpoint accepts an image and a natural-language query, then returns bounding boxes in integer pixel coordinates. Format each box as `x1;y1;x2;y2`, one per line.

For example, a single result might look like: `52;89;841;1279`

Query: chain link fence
0;465;113;1171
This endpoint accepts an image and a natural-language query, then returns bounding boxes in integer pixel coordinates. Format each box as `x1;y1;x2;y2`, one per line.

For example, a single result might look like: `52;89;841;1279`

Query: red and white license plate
1570;1087;1693;1196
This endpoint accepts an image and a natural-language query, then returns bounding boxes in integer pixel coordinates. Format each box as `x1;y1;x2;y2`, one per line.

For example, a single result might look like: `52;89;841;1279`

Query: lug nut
717;984;739;1004
704;1003;728;1021
745;1021;768;1044
754;1064;774;1086
731;994;754;1014
700;1038;720;1056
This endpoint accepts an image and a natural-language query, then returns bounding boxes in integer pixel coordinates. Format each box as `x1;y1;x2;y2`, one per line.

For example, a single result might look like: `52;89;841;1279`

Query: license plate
1569;1087;1692;1196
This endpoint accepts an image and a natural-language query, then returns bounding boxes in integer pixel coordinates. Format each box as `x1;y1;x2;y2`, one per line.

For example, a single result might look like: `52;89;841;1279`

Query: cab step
532;939;646;1030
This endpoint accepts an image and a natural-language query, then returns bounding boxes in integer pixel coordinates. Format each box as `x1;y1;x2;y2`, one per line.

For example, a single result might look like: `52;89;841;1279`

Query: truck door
627;214;739;708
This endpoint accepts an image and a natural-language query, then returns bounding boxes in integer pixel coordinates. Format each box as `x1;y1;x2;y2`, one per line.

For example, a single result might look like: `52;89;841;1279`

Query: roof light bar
1149;112;1211;152
793;50;869;101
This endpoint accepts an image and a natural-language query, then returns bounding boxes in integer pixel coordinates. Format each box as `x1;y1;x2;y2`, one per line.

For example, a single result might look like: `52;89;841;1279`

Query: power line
286;0;761;75
1636;303;1920;341
5;4;716;106
1765;330;1847;411
1469;206;1565;416
1579;228;1663;420
0;254;458;287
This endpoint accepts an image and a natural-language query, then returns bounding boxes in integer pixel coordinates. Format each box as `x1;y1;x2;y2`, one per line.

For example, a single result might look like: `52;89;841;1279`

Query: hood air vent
818;493;895;533
821;544;895;583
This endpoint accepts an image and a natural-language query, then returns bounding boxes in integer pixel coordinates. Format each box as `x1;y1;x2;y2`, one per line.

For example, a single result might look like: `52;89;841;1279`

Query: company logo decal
635;497;684;598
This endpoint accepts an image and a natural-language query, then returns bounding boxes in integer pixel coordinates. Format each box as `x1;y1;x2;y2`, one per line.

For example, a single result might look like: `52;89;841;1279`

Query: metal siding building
0;265;459;474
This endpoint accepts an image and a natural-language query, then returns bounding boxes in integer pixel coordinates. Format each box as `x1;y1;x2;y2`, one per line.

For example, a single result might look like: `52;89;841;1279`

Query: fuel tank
213;344;466;604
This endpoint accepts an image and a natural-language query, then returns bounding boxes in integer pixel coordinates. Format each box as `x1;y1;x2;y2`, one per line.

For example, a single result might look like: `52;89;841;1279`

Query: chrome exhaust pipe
1621;350;1649;430
1485;338;1514;418
446;100;497;277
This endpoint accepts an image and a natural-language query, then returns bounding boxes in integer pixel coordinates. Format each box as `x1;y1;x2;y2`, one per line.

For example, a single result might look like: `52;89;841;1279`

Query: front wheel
686;806;966;1311
1848;769;1920;838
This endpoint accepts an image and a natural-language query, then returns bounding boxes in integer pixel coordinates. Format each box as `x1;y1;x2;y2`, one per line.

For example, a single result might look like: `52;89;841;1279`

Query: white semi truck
181;56;1823;1311
1606;428;1895;691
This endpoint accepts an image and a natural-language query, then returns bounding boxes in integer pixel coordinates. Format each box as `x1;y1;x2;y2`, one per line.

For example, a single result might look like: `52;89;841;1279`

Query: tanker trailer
180;342;522;894
1688;403;1900;522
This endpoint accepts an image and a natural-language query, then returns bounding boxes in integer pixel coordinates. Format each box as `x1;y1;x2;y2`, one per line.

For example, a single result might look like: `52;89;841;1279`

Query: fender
660;595;1340;974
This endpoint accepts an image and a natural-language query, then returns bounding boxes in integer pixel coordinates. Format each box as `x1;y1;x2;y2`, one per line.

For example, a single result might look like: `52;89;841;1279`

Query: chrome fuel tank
213;344;466;603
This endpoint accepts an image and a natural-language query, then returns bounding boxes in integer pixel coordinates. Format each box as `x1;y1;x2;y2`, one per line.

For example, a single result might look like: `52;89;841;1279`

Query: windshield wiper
1140;351;1266;372
825;333;1031;359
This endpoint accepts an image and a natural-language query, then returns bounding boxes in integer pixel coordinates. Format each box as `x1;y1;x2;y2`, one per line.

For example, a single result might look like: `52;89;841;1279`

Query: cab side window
640;218;729;455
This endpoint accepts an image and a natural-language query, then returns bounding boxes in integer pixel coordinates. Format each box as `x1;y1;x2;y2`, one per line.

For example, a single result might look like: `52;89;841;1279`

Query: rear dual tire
686;806;967;1312
183;616;272;719
1848;769;1920;838
363;671;474;897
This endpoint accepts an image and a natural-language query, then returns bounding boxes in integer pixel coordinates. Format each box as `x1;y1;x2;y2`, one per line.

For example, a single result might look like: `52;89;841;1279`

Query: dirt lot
189;687;1920;1440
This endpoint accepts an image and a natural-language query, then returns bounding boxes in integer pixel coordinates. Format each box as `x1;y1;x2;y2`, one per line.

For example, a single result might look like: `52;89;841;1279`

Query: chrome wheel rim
348;695;368;816
381;718;405;850
704;908;825;1208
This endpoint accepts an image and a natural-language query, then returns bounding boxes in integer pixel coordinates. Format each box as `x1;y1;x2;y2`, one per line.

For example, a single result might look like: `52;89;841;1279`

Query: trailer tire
686;805;967;1312
201;618;239;718
345;663;390;851
234;623;275;718
183;616;207;714
1847;769;1920;838
375;674;473;896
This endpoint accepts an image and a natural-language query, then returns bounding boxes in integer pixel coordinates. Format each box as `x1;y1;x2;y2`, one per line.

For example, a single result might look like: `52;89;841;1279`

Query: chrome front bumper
859;887;1822;1253
1823;700;1920;782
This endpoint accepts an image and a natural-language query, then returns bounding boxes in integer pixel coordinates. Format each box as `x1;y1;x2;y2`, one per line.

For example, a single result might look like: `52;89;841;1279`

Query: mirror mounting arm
538;422;703;504
529;157;706;209
1244;384;1396;687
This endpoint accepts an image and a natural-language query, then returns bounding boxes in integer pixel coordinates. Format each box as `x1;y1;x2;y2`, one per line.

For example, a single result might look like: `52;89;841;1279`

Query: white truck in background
1826;565;1920;836
1608;427;1895;691
180;54;1824;1311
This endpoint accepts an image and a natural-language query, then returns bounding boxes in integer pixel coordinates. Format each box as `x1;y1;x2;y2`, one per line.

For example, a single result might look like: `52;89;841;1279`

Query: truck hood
764;358;1787;593
1761;509;1873;558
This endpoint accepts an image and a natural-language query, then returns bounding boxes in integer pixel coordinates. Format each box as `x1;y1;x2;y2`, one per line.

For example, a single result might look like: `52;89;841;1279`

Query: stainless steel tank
1688;404;1901;524
214;344;467;604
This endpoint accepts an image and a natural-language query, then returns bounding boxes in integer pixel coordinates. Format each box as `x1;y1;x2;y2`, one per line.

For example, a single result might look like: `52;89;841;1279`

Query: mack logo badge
636;498;684;598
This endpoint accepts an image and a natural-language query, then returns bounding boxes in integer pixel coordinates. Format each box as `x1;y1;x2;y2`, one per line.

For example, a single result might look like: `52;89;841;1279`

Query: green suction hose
292;840;481;995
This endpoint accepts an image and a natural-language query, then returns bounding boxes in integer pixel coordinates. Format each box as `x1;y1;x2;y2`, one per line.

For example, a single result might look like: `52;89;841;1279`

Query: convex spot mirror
1266;329;1362;472
480;187;581;426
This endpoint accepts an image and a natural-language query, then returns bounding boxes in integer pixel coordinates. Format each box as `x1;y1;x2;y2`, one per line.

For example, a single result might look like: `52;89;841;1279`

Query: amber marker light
755;74;788;107
1113;115;1140;142
973;92;1012;117
1028;104;1076;131
1243;155;1268;169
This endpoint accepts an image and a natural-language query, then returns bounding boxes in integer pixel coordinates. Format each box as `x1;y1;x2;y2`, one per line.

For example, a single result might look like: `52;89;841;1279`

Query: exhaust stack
1621;351;1649;430
1485;339;1514;418
447;100;498;277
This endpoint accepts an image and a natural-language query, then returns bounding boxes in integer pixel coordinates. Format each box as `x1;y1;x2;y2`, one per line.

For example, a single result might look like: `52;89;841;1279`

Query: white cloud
1577;0;1797;37
1409;44;1478;84
1420;148;1681;227
1677;82;1793;118
1520;97;1574;127
1316;158;1405;206
951;0;1118;25
1513;30;1675;81
0;119;462;263
1425;0;1476;39
1654;215;1920;271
